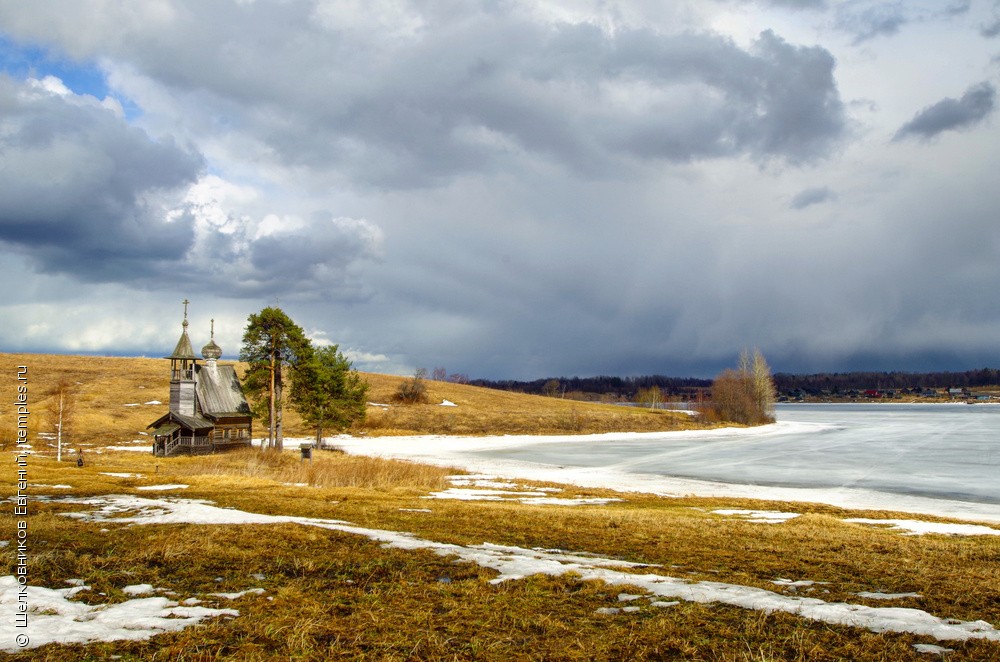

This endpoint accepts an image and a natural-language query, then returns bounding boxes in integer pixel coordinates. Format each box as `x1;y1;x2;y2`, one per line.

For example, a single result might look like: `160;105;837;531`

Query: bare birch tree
45;378;76;462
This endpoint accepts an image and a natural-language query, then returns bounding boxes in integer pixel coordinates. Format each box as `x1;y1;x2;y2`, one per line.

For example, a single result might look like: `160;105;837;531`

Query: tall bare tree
636;385;664;409
740;347;776;423
45;378;76;462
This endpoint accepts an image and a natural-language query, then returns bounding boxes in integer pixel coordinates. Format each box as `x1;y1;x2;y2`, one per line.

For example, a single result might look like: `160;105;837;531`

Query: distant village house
149;301;253;457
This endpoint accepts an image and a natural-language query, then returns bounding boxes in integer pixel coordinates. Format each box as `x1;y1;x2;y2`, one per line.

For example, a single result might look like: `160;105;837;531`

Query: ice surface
334;404;1000;524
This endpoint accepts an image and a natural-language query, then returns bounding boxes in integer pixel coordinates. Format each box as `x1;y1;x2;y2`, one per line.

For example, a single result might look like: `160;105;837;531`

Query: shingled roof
196;364;252;418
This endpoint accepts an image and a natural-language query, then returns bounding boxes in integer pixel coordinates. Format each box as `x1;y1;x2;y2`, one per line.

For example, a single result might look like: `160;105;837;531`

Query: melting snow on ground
14;493;997;649
0;575;238;652
913;643;955;655
846;518;1000;536
425;476;621;506
711;509;801;524
210;588;266;600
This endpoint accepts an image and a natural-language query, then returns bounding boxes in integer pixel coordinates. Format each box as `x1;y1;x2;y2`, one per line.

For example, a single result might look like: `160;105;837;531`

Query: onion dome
201;319;223;361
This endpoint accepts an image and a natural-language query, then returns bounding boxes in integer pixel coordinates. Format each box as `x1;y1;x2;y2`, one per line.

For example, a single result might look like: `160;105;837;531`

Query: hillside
0;353;699;449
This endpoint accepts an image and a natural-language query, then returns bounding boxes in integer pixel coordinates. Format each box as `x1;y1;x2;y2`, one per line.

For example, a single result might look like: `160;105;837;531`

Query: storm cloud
790;187;837;209
893;82;996;141
0;75;382;299
835;1;910;43
0;76;200;278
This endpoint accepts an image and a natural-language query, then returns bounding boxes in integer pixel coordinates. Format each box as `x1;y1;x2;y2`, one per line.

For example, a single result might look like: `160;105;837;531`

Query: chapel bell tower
167;299;200;416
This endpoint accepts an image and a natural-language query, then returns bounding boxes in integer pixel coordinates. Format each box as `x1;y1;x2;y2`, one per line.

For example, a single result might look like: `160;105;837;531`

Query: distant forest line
468;368;1000;400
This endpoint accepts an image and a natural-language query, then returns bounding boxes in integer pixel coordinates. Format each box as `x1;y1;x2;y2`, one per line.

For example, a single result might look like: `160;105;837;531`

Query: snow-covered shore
327;417;1000;525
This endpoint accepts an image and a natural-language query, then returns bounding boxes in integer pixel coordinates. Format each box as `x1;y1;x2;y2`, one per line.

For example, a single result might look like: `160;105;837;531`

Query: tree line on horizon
467;375;713;400
772;368;1000;394
469;367;1000;400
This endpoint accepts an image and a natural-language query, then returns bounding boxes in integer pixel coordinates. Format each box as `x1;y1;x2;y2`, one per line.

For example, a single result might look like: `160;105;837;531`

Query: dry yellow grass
168;448;453;493
361;372;701;436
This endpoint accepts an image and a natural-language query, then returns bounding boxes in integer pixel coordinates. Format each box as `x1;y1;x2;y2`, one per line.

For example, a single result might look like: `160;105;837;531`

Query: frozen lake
471;403;1000;503
338;403;1000;522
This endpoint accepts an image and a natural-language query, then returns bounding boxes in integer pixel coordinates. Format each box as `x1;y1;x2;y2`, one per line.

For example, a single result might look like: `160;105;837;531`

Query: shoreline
328;423;1000;526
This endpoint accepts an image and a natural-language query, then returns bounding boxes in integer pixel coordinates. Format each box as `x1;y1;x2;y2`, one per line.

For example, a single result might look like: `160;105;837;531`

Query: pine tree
240;307;313;451
291;345;369;446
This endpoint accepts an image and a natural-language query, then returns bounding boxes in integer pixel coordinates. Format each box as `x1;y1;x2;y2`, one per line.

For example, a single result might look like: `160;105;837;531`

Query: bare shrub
393;369;429;404
706;349;776;425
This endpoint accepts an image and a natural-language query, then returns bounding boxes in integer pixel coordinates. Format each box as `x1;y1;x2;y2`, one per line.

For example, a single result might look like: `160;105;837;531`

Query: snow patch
772;578;825;589
0;576;237;652
210;588;266;600
846;519;1000;536
712;509;801;524
425;476;618;506
425;487;619;506
913;643;954;655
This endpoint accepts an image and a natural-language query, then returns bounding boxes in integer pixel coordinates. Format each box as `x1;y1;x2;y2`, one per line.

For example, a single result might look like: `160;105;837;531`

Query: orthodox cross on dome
201;316;223;361
182;298;190;328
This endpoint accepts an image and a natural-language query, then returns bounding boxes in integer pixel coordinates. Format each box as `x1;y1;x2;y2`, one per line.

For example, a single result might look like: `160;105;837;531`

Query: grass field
2;354;1000;660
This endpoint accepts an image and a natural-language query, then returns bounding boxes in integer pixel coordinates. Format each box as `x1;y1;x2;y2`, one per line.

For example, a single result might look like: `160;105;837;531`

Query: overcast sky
1;0;999;379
